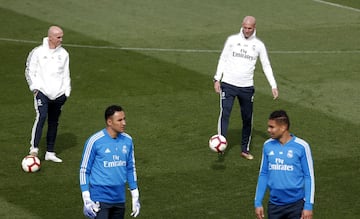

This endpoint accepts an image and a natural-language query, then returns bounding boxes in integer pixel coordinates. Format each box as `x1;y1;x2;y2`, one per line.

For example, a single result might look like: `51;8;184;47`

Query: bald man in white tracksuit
25;26;71;162
213;16;278;160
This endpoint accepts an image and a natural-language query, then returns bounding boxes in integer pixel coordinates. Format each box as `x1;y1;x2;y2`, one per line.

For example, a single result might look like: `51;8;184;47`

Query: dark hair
105;105;124;121
269;110;290;130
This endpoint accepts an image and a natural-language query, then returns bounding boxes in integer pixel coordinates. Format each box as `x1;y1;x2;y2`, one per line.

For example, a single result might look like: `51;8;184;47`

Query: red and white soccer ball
209;134;228;153
22;155;41;173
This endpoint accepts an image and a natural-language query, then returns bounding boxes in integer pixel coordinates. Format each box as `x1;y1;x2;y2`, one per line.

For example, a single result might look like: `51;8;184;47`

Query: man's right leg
29;92;48;156
218;83;235;137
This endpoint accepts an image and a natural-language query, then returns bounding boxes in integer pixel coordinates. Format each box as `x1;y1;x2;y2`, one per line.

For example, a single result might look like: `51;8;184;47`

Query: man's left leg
109;203;125;219
238;86;254;159
286;199;304;219
268;199;304;219
96;202;125;219
45;94;67;162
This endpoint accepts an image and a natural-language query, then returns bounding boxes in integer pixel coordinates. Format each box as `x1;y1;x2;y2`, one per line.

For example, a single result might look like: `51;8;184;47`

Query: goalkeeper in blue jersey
79;105;140;219
254;110;315;219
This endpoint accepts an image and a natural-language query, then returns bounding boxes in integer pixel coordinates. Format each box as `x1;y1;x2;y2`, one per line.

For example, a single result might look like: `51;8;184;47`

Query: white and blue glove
130;188;141;217
82;191;100;219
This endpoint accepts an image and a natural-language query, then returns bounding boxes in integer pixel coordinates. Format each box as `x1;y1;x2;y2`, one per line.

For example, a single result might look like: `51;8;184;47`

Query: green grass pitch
0;0;359;218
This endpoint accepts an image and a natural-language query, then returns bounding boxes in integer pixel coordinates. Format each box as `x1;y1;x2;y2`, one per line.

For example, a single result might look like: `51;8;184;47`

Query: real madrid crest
287;150;293;158
122;145;127;154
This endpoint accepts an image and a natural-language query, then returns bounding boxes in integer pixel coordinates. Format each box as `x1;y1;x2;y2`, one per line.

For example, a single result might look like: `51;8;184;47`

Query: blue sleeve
126;142;138;190
254;147;268;207
79;137;97;192
301;144;315;210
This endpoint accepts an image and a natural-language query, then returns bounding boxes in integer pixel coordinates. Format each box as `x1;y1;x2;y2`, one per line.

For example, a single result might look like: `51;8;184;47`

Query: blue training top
79;128;138;203
254;134;315;210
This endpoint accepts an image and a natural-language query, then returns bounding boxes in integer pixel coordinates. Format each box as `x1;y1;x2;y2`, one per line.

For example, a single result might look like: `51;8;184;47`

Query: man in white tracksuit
213;16;278;160
25;26;71;162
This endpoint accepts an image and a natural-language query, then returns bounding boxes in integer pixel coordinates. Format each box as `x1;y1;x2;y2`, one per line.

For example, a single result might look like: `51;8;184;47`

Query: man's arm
301;143;315;211
254;149;268;208
258;41;278;99
63;52;71;97
127;142;138;190
25;48;40;92
79;137;96;192
214;37;233;82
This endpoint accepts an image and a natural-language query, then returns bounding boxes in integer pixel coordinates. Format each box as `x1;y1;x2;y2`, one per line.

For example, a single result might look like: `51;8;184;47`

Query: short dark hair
105;105;124;121
269;110;290;130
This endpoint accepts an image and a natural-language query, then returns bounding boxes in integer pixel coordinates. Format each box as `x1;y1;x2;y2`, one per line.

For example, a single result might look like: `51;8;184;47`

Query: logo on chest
269;157;294;171
232;45;257;61
102;144;128;168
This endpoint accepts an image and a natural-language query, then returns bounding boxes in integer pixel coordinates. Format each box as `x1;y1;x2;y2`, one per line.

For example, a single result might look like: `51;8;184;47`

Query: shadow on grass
56;132;77;154
210;152;226;170
210;128;241;170
210;127;268;171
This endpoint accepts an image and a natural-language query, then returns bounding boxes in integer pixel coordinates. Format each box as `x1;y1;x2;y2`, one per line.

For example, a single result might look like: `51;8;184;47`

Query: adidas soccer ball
209;134;228;153
22;155;41;173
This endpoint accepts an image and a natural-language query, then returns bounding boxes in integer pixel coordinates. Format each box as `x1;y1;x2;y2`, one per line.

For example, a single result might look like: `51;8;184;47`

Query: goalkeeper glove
82;191;100;219
130;188;140;217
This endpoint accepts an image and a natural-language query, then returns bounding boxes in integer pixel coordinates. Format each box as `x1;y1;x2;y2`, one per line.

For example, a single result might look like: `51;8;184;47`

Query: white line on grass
312;0;360;12
1;37;359;54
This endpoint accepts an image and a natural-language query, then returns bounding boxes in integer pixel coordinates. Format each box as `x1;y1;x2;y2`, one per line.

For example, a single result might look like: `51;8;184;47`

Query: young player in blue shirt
254;110;315;219
79;105;140;219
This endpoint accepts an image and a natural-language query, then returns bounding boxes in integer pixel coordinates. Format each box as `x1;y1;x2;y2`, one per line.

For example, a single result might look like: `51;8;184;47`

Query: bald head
242;16;256;39
242;16;256;26
47;26;64;49
48;26;63;36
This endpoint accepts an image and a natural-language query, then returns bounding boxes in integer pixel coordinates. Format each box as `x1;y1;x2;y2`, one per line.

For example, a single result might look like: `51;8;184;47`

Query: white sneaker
45;152;62;163
29;147;39;156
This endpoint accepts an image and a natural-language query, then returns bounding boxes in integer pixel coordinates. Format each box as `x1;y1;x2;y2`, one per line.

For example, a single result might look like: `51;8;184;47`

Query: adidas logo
105;148;111;153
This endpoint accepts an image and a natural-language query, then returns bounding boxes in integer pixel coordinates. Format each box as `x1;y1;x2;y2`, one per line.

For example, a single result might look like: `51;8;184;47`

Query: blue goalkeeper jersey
254;134;315;210
79;128;138;203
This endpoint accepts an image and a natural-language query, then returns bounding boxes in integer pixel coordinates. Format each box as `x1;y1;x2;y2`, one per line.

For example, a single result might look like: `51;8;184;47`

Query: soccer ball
209;134;228;153
22;155;41;173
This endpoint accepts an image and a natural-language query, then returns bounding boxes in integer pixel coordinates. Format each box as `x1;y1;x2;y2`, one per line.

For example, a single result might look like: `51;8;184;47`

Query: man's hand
82;191;100;219
272;88;279;99
255;207;265;219
214;81;221;94
130;188;141;217
83;201;99;219
301;210;313;219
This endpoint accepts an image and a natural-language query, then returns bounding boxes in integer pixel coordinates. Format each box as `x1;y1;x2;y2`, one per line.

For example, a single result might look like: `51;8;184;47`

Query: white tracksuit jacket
25;37;71;100
214;28;277;89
